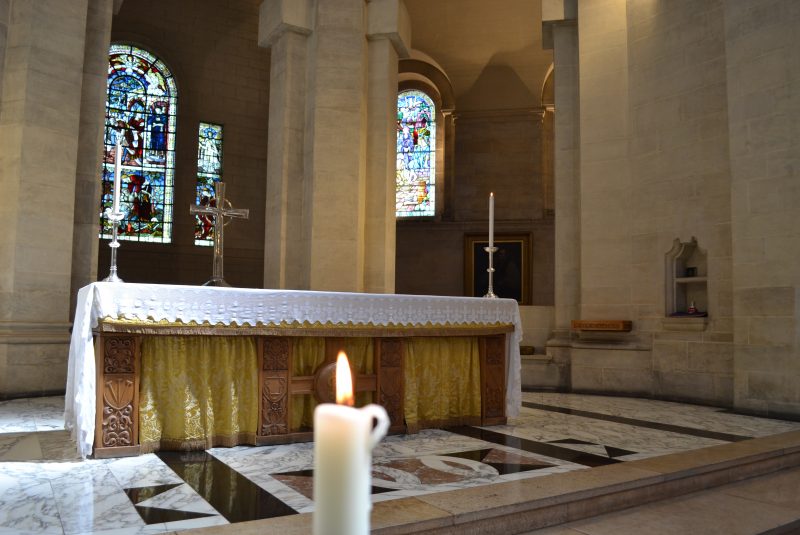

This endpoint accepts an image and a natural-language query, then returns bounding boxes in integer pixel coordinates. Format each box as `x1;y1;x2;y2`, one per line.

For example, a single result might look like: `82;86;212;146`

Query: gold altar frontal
93;320;511;458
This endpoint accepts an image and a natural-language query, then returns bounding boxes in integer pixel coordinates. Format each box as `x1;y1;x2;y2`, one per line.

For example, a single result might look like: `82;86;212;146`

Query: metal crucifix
189;181;249;287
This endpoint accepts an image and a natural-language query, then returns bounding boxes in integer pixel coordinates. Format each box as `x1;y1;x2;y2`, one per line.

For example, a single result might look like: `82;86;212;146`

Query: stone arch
398;56;456;220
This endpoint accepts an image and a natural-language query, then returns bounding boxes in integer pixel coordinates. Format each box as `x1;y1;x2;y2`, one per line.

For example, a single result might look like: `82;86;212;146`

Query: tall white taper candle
112;138;122;215
489;192;494;248
313;352;390;535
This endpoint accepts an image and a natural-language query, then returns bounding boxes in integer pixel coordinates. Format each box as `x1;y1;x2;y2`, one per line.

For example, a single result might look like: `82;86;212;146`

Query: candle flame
335;351;354;406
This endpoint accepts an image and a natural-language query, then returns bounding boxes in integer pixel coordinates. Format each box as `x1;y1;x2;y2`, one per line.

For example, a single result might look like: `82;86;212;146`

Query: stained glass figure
396;90;436;217
195;122;224;246
100;44;177;242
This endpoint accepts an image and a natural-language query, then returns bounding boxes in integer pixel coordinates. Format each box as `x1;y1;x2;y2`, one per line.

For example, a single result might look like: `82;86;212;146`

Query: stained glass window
100;43;177;242
396;90;436;217
194;122;224;246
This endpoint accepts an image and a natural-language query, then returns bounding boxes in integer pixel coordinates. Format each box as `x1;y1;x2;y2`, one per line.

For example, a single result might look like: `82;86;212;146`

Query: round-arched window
100;43;177;242
396;89;436;217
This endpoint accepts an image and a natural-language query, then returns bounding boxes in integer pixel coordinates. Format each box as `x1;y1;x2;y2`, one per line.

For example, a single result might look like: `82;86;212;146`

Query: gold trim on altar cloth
98;317;515;337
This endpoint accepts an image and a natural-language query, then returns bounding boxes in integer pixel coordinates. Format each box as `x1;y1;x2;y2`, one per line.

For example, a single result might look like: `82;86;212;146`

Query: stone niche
664;238;708;331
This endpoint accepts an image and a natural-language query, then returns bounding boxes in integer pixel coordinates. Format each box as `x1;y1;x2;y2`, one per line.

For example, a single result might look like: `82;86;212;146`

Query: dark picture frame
464;233;532;305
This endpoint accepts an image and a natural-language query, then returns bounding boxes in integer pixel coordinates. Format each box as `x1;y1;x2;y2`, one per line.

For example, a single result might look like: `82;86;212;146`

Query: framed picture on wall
464;233;532;305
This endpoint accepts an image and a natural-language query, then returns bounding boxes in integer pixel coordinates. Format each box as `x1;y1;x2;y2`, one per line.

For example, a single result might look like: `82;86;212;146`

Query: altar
64;283;522;459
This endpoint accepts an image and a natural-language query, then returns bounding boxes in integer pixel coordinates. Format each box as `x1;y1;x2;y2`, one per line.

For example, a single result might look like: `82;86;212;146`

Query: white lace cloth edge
64;282;523;458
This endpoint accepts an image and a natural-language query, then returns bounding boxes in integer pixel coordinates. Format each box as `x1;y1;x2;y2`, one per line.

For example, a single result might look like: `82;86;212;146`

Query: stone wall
724;0;800;418
0;0;7;102
395;0;555;305
0;0;95;397
540;0;800;417
539;0;737;406
99;0;269;288
627;0;734;406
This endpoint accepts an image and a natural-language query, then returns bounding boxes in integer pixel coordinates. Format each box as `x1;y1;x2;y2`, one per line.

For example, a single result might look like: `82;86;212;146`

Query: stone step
184;431;800;535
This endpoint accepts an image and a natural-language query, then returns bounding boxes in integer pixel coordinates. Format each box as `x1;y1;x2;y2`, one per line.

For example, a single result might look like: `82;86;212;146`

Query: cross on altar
189;181;249;287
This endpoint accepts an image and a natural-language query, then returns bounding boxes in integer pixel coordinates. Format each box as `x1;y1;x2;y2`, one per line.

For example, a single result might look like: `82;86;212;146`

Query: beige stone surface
71;0;113;311
519;306;554;350
723;465;800;511
1;0;799;416
527;490;800;535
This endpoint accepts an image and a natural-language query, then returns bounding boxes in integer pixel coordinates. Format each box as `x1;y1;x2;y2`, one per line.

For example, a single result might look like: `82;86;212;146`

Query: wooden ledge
571;320;632;332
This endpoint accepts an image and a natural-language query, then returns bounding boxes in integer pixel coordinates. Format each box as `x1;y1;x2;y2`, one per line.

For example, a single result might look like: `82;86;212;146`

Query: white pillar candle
112;138;122;215
489;192;495;248
313;352;390;535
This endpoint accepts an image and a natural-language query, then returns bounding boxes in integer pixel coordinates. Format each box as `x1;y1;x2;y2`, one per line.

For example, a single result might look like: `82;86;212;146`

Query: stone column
0;0;90;396
70;0;116;311
724;0;800;418
304;0;368;291
544;11;580;344
259;0;312;289
441;110;456;221
576;0;631;322
0;0;9;103
364;0;410;293
543;20;580;389
260;0;406;293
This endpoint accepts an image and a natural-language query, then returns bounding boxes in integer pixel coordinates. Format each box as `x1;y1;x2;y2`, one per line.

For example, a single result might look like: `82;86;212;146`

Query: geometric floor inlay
272;469;396;499
4;393;800;534
446;448;557;474
546;439;637;459
156;450;298;522
125;484;218;524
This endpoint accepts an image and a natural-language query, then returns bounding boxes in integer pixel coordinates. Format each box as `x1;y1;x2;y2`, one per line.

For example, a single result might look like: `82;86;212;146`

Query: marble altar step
181;429;800;535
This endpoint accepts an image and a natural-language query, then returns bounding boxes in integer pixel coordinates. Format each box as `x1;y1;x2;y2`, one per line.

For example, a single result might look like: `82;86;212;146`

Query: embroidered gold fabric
139;336;258;452
138;335;479;449
404;337;482;430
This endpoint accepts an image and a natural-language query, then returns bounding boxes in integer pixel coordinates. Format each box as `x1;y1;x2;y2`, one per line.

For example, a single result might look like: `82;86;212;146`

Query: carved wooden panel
380;339;403;368
97;333;140;452
264;337;290;371
101;377;135;447
262;374;289;435
260;337;291;436
104;336;135;374
378;338;404;430
481;335;506;421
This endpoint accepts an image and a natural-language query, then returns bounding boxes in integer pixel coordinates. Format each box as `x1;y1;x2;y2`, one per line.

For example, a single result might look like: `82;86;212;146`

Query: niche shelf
665;237;708;327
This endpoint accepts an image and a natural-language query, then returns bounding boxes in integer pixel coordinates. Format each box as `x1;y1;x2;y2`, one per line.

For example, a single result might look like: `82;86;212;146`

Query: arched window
100;43;177;242
396;89;436;217
194;122;224;246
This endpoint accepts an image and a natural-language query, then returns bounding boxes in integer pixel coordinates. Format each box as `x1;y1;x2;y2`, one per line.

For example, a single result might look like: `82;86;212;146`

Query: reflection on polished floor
1;392;800;534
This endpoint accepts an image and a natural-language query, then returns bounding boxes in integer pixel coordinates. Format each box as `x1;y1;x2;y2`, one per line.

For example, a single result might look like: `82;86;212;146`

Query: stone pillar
304;0;368;291
260;0;407;293
724;0;800;418
0;0;90;396
70;0;115;312
259;0;312;289
576;0;631;321
544;7;580;345
364;0;410;293
441;110;456;221
0;0;9;103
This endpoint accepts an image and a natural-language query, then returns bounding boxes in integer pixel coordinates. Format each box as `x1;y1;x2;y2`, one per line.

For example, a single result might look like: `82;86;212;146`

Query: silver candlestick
484;245;498;298
103;211;125;283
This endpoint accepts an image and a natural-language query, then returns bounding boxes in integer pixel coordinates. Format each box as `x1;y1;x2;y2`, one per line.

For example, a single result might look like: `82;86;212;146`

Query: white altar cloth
65;282;523;458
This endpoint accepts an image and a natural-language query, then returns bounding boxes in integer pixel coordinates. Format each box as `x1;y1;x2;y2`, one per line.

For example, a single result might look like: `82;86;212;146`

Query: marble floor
2;393;799;535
